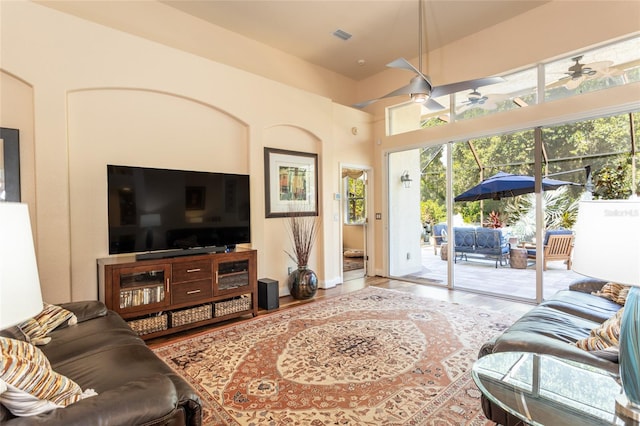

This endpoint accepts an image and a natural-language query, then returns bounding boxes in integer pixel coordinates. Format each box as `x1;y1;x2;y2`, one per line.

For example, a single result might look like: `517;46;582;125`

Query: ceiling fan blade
387;57;420;73
585;60;614;71
615;58;640;71
352;82;417;109
387;58;431;82
425;98;446;110
546;77;570;89
430;76;504;98
564;76;585;90
352;98;380;109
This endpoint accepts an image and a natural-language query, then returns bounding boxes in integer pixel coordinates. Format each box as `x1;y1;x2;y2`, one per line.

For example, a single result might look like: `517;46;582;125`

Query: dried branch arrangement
285;211;320;268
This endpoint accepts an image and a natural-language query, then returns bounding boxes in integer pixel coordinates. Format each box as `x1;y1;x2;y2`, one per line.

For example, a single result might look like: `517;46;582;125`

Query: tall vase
287;266;318;300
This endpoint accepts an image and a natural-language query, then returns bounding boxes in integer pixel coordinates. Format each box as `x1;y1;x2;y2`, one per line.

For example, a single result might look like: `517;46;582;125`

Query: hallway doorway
341;166;368;281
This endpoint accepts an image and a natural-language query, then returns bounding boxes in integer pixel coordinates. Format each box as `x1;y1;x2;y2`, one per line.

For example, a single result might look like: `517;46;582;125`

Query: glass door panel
418;144;449;286
451;130;537;301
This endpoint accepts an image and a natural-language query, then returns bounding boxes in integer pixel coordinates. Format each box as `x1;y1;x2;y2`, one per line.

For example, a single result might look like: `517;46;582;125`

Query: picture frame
264;148;318;218
0;128;21;202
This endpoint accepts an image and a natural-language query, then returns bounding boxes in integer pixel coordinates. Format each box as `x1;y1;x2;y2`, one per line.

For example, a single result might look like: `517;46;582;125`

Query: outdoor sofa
453;226;510;267
0;300;202;425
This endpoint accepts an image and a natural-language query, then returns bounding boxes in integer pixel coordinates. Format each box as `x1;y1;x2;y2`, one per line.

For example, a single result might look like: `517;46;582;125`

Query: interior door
342;167;367;280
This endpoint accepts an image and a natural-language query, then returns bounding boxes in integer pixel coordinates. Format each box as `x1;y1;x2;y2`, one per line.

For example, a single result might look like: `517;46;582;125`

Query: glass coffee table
472;352;625;425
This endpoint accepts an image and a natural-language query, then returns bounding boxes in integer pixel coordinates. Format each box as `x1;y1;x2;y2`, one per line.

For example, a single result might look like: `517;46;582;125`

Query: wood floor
147;276;533;346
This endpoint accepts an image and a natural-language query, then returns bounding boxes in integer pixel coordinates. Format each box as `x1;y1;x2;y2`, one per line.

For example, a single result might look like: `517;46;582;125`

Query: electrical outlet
375;213;382;220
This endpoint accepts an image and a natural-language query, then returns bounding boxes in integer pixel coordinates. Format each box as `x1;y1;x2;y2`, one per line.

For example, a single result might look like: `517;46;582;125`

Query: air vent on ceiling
332;29;352;41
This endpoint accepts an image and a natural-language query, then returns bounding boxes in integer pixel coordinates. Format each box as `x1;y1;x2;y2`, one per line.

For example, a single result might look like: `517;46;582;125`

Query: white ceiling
161;0;549;81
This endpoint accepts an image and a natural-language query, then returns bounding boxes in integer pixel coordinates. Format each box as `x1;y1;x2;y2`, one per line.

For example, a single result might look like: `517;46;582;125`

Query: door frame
339;163;373;280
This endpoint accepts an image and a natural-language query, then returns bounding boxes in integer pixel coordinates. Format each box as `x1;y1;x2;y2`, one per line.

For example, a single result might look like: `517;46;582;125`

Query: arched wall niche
262;124;323;296
67;87;249;301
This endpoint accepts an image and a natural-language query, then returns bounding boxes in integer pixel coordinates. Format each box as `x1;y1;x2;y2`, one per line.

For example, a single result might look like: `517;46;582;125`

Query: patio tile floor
398;243;584;301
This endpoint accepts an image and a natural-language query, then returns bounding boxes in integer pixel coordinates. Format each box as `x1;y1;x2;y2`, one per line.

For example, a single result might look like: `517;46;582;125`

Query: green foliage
419;111;638;233
420;199;446;224
458;203;481;224
345;176;366;223
594;161;632;200
503;186;579;241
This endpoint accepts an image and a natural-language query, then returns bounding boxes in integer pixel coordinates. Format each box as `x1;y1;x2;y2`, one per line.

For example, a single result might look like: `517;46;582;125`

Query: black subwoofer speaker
258;278;279;310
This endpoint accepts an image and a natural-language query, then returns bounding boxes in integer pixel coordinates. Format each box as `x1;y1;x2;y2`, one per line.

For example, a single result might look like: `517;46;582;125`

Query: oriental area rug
152;287;515;425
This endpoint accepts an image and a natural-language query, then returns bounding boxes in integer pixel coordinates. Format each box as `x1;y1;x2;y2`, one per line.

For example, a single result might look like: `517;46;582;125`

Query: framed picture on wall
264;148;318;218
0;128;21;202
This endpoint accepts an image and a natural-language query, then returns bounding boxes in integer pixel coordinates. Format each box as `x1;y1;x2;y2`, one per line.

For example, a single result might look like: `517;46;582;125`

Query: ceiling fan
353;0;504;110
548;55;617;90
456;89;508;112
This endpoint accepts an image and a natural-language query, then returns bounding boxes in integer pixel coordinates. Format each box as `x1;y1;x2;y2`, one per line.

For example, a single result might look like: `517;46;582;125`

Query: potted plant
484;210;503;228
285;211;320;300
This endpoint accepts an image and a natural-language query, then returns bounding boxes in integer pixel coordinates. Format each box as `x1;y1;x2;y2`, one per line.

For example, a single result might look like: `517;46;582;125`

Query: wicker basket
214;295;251;317
128;314;168;336
170;304;212;327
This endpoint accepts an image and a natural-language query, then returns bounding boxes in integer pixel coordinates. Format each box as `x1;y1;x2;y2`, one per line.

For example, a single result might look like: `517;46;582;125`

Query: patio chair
430;223;448;255
527;230;574;270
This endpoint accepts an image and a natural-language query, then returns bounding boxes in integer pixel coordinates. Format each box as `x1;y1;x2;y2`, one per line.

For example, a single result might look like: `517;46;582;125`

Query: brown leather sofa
478;278;621;425
0;301;202;425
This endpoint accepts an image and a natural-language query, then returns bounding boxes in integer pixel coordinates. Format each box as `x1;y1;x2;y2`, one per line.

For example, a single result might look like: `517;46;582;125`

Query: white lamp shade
0;202;44;328
572;200;640;287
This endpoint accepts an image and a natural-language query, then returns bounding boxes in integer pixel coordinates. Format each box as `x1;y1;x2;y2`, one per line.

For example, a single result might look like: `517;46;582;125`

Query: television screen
107;165;250;255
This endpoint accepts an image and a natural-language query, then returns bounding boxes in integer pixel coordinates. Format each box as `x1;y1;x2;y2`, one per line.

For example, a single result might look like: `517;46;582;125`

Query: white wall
0;1;373;303
343;225;364;251
388;149;422;277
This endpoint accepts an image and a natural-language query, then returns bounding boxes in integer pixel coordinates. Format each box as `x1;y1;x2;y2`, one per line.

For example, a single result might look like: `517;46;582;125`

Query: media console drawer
172;260;212;283
171;280;213;305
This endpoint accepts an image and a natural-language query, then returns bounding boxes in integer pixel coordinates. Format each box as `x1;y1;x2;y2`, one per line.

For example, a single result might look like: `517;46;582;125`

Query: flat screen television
107;165;250;259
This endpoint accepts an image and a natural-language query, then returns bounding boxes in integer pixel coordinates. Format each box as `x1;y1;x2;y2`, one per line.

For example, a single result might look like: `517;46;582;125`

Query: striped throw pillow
592;283;631;306
574;308;624;351
0;337;96;416
18;303;77;346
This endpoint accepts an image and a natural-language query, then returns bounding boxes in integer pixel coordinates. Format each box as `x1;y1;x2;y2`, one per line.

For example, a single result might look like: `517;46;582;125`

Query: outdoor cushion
432;223;447;239
454;227;476;250
475;228;509;252
527;228;573;256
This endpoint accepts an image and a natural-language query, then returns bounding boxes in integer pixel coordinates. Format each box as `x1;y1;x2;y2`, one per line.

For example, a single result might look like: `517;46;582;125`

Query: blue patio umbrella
454;171;578;202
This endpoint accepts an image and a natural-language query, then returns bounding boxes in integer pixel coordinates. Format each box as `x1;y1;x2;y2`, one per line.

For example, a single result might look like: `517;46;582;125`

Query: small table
510;247;528;269
472;352;624;425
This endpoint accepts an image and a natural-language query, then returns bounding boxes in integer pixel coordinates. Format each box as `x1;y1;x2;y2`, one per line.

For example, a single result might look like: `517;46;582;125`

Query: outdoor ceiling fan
457;89;509;112
353;0;504;109
548;55;620;90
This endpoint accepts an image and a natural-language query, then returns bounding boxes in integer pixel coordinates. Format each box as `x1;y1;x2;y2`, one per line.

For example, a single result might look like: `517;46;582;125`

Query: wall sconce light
400;170;412;188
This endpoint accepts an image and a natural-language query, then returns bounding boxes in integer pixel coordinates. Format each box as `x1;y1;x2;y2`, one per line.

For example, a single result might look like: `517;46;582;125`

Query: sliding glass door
388;111;639;301
451;130;538;300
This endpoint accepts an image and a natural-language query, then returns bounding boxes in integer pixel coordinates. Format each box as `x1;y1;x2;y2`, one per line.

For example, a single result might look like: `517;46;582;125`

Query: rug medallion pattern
153;287;514;425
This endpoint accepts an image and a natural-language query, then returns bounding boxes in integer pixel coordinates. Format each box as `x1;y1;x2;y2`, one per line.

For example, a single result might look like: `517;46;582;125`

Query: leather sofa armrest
57;301;108;323
568;278;609;294
3;374;178;426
